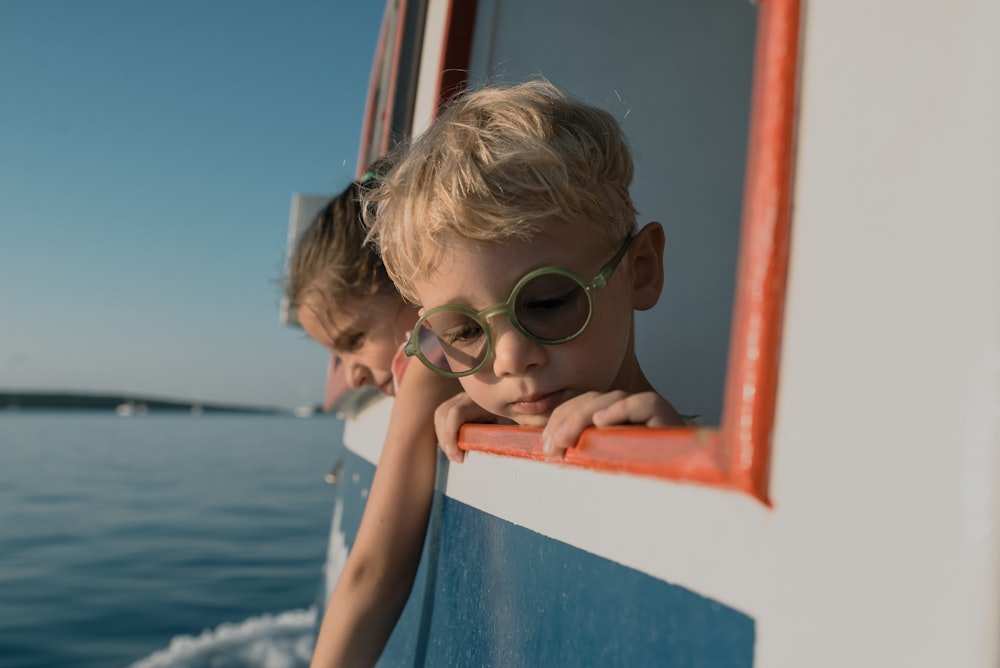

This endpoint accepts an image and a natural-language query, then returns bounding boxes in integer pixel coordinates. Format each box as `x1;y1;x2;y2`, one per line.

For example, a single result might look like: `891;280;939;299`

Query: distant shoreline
0;391;288;415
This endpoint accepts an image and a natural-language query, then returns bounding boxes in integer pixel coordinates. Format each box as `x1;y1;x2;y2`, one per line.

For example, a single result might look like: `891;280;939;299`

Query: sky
0;1;384;410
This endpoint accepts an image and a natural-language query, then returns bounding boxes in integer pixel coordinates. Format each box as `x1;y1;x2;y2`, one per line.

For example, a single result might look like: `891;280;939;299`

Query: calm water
0;413;344;668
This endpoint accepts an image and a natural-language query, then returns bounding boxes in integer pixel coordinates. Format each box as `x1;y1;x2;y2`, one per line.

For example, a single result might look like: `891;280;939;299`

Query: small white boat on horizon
115;401;148;416
293;404;316;418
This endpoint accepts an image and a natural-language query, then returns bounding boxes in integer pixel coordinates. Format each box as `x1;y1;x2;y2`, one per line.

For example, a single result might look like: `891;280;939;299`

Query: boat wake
129;608;317;668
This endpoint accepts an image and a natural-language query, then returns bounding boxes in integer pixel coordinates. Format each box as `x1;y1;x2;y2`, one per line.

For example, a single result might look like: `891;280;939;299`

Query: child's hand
541;391;684;456
434;392;500;463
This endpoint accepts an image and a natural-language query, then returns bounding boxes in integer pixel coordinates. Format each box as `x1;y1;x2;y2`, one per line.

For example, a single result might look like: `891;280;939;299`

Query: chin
510;414;550;428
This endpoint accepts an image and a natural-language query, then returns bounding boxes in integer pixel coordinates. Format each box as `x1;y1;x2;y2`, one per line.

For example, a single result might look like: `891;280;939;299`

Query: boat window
360;0;801;504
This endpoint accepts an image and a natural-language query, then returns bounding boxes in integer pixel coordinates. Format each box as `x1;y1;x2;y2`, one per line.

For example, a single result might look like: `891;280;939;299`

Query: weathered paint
418;499;754;666
325;436;755;667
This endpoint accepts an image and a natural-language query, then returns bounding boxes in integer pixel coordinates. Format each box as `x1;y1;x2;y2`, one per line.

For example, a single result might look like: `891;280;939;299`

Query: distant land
0;390;298;415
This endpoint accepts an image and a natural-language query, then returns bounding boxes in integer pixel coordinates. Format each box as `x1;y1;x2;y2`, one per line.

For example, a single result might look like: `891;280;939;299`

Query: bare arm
310;364;460;667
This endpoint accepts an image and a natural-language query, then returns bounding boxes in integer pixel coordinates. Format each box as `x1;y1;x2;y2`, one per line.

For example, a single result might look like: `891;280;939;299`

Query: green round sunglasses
405;234;634;377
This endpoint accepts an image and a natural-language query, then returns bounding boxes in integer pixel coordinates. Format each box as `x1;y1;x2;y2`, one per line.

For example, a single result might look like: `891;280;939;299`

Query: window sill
458;424;763;502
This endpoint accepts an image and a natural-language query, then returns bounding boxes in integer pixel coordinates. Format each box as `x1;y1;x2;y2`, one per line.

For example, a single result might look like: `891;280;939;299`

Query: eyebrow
328;312;371;352
329;328;359;351
311;313;353;353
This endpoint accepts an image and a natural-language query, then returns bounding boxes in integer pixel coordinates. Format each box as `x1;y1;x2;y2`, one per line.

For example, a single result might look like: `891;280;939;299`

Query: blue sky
0;1;383;409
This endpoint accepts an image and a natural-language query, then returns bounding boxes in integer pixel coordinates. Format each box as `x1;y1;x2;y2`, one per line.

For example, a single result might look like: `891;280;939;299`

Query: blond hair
285;163;395;322
366;80;638;302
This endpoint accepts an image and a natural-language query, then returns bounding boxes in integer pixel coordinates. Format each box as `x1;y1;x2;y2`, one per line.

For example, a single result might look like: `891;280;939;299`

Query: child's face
412;222;645;426
297;292;416;397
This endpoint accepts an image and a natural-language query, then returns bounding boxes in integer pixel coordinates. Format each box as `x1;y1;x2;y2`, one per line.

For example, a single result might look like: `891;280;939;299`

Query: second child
286;167;459;667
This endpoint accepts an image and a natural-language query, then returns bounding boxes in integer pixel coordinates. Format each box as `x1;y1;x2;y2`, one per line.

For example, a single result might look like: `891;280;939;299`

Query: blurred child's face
412;222;646;426
297;293;417;397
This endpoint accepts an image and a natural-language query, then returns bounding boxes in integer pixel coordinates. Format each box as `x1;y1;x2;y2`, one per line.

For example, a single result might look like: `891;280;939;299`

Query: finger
542;391;624;455
435;394;498;462
434;396;468;463
592;392;675;427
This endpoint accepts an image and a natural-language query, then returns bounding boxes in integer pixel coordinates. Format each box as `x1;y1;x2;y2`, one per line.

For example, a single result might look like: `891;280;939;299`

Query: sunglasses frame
406;234;634;377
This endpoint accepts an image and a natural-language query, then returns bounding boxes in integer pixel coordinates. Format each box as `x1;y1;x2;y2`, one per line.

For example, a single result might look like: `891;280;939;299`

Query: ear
629;222;665;311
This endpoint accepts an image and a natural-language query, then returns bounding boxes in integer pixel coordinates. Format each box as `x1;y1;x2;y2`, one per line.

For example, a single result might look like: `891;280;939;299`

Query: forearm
310;556;419;667
310;457;433;667
310;369;459;667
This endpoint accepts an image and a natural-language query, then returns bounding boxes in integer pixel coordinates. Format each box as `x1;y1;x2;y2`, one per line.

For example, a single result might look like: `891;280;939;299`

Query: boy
367;80;686;461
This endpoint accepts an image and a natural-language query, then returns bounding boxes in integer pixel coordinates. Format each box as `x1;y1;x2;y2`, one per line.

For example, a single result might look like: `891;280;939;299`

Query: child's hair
286;159;395;319
366;80;638;302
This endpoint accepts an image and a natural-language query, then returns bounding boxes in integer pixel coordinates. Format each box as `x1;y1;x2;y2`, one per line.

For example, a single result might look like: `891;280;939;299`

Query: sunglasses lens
417;310;489;374
514;272;590;342
415;271;593;376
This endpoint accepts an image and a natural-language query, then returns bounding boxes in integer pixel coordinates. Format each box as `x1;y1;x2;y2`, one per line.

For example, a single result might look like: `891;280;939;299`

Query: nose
490;318;546;377
342;359;371;388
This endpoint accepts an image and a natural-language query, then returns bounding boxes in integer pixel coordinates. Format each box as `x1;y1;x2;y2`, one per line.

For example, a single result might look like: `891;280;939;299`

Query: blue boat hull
330;446;755;666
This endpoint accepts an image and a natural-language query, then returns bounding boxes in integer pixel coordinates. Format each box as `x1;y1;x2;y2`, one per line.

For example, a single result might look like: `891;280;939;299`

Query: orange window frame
355;0;801;505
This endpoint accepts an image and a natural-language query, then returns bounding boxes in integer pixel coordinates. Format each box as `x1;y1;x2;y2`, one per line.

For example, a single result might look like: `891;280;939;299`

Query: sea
0;412;345;668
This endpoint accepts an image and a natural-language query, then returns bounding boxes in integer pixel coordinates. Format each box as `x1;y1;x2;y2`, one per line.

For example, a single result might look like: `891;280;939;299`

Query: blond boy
368;80;685;461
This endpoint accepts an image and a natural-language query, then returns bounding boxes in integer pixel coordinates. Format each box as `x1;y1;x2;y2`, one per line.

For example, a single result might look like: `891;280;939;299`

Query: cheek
561;308;632;381
361;332;402;374
458;377;502;412
375;340;401;372
597;287;634;343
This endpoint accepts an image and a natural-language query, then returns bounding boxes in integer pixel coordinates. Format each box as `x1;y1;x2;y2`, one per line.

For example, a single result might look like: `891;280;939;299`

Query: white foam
322;498;350;604
130;607;317;668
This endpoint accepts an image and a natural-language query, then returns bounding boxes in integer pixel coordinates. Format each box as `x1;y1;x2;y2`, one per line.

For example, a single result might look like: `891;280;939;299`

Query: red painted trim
380;0;409;157
460;425;725;486
718;0;800;504
569;429;726;484
458;0;801;506
355;1;393;176
435;0;478;108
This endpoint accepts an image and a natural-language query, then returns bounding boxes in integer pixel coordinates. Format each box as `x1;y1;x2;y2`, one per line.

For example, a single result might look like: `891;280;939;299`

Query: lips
510;389;565;415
